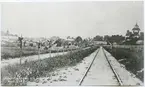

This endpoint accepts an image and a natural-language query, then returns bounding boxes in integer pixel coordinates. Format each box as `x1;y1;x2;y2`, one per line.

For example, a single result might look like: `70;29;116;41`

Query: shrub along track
1;46;99;86
103;46;144;82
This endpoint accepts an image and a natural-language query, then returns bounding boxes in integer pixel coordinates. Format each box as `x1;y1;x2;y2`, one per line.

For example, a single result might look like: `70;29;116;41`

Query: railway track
25;46;142;86
78;47;100;85
78;46;123;86
102;47;123;86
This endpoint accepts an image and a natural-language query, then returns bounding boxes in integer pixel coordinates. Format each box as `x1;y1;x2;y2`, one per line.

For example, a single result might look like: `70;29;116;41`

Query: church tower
132;23;140;38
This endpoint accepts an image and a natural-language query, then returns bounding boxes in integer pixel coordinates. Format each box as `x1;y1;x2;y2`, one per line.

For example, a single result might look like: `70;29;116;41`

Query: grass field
103;46;144;82
1;46;78;60
1;46;99;86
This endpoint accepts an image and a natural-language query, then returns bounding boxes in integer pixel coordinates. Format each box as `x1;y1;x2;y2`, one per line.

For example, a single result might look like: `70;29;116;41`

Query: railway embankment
103;48;143;85
1;46;98;86
27;48;99;86
26;46;143;86
104;46;144;82
2;46;143;86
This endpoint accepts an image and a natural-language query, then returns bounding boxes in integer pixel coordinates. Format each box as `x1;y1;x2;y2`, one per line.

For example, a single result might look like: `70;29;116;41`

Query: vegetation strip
2;46;99;86
1;47;78;60
103;46;144;82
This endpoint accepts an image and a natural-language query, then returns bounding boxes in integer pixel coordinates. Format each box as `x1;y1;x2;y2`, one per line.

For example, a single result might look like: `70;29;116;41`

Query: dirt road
1;52;67;68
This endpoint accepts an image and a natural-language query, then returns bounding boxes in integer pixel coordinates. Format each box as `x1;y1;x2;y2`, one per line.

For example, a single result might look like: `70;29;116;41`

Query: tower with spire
132;23;140;38
124;23;142;45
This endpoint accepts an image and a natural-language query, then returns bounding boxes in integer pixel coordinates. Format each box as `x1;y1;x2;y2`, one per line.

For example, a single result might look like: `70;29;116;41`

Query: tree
93;35;103;41
81;39;89;47
140;32;144;40
23;41;26;47
54;39;63;47
126;30;132;36
104;35;110;41
29;43;33;47
75;36;83;43
107;35;125;44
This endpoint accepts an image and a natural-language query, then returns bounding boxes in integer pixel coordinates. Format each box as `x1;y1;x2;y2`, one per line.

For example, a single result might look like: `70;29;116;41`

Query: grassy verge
103;46;144;82
1;46;99;86
1;46;78;60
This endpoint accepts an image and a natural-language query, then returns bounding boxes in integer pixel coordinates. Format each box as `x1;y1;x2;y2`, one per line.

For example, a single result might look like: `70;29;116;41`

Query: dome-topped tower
132;23;140;33
132;23;140;38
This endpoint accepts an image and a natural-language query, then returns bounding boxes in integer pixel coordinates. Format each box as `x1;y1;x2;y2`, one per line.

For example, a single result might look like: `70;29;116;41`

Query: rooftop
132;23;140;31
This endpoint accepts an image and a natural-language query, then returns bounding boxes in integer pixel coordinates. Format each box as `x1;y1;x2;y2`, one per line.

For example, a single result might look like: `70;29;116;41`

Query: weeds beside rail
1;46;99;86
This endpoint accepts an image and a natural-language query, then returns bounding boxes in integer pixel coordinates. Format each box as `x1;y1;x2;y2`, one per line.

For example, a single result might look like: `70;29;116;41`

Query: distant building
124;23;143;45
132;23;140;38
136;40;144;45
65;36;75;46
125;30;132;41
125;23;141;39
139;32;144;40
93;41;107;45
125;30;132;37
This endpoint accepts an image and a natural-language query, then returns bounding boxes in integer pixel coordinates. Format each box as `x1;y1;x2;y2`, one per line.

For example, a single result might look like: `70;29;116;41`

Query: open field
1;46;78;60
103;45;144;82
1;51;68;68
103;45;143;49
1;46;99;86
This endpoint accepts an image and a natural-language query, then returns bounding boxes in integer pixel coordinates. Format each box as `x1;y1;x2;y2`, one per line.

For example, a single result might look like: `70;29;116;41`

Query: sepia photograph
1;1;144;86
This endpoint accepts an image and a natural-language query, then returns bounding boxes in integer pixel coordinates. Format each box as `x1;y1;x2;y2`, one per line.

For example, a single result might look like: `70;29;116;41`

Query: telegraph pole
38;41;41;60
49;40;52;58
37;41;41;68
18;35;23;65
62;42;65;55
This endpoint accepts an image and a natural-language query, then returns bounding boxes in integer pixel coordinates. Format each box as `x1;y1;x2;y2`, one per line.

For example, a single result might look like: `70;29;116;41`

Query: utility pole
37;41;41;68
38;41;41;60
18;35;23;65
49;41;52;57
62;42;65;55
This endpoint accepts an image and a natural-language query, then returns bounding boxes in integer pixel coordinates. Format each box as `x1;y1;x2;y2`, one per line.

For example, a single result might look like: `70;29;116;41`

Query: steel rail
102;47;123;86
78;47;100;85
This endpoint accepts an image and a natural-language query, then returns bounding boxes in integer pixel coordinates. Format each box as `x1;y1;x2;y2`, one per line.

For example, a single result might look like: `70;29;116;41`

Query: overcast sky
1;1;144;38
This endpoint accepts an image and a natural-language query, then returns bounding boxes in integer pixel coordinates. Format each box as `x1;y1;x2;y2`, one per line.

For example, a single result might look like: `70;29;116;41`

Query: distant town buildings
125;23;143;45
1;23;144;47
125;23;141;39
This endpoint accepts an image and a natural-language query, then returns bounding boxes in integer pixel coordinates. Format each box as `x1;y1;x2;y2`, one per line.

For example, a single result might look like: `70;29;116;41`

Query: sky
1;1;144;38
